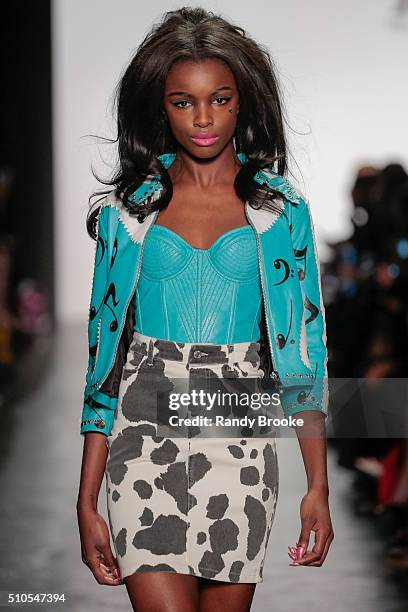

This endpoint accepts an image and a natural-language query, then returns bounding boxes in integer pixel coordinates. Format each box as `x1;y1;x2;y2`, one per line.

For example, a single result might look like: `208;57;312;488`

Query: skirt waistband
131;330;261;366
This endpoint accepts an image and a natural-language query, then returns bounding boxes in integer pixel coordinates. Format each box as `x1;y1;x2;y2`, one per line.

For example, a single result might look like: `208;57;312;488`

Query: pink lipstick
191;134;219;146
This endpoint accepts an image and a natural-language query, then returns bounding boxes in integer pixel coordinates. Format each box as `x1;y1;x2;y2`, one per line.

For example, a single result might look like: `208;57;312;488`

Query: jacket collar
130;151;302;207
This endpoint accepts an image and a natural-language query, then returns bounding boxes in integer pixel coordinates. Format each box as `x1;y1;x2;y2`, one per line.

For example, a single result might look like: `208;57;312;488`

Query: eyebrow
167;86;234;97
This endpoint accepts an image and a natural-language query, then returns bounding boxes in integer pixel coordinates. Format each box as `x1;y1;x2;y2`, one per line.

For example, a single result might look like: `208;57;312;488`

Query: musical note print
294;245;308;281
110;237;118;269
103;282;120;332
89;236;108;322
90;282;120;330
297;388;313;404
304;295;319;325
89;343;97;359
89;298;103;322
276;299;293;349
96;235;106;267
272;258;291;286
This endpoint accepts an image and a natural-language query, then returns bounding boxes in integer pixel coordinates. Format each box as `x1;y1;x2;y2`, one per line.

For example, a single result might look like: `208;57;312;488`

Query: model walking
77;7;333;611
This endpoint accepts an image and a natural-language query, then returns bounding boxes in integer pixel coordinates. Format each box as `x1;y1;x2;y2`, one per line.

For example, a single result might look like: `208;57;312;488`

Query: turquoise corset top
133;223;263;343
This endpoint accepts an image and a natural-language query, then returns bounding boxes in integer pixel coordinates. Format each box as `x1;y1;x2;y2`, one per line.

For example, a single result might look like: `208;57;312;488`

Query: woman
77;6;334;611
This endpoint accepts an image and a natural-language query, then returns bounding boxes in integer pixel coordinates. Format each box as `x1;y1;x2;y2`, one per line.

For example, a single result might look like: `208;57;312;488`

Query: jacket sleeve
281;196;329;419
80;202;117;436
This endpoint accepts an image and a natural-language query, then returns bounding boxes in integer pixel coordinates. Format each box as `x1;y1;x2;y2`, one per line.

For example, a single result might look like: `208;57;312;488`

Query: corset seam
135;289;143;334
163;281;170;339
206;250;260;282
140;249;194;280
227;283;237;343
251;295;263;340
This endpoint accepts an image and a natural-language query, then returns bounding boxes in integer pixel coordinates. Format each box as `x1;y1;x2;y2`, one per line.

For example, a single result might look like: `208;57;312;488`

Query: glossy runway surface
0;324;406;611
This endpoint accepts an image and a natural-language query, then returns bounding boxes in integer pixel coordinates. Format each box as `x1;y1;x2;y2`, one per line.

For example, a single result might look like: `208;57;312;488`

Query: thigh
198;578;256;612
124;571;199;612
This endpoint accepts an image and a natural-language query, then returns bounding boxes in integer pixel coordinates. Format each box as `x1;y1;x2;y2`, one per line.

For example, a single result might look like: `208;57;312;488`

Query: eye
171;96;232;109
214;96;231;105
172;100;192;109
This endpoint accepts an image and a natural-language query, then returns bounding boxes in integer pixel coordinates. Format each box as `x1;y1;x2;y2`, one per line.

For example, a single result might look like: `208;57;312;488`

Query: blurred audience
323;161;408;573
0;158;51;401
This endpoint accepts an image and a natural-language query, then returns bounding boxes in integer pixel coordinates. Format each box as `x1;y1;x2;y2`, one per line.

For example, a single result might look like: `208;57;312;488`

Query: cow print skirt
105;330;279;584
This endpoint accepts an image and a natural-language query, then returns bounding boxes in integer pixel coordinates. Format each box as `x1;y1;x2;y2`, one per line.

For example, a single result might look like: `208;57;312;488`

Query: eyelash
172;96;232;109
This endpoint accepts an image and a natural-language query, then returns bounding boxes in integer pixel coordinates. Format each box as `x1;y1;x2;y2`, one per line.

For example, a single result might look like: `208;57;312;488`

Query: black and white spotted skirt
105;330;279;584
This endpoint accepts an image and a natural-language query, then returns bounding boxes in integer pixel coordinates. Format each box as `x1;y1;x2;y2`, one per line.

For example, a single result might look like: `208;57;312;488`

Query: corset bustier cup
134;223;263;343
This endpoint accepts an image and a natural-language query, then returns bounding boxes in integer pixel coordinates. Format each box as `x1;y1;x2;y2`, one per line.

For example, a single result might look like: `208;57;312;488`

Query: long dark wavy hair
86;6;295;239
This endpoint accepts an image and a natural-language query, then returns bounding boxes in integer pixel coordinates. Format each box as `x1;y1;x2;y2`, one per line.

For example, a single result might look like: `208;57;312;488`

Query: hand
77;505;123;585
288;488;334;567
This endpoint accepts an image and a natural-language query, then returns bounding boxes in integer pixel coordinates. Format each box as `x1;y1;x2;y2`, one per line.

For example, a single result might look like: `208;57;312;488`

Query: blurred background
0;0;407;610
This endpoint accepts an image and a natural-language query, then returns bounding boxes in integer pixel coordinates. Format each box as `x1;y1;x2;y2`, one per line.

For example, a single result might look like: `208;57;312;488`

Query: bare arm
76;434;122;585
77;433;108;510
288;411;334;567
296;411;329;492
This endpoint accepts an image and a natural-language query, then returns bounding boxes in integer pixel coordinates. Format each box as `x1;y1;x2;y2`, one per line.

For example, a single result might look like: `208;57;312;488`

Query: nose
193;102;213;127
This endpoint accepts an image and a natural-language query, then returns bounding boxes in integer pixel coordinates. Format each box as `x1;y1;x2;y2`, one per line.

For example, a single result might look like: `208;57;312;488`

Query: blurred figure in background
323;162;408;572
0;155;52;408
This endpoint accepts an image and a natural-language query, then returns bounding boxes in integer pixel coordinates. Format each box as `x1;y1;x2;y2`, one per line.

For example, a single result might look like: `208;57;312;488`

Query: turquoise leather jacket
80;152;329;436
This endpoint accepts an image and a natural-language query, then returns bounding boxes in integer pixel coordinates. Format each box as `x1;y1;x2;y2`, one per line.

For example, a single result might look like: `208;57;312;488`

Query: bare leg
198;578;256;612
124;571;200;611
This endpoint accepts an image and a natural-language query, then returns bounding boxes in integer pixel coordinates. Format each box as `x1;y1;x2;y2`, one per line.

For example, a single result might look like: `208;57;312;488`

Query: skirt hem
120;565;263;584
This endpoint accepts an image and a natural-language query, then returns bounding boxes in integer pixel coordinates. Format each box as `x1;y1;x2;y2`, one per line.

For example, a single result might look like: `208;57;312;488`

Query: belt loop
227;343;234;368
147;340;154;366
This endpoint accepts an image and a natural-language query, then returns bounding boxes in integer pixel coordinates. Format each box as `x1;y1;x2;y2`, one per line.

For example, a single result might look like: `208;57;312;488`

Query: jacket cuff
280;379;328;424
89;389;118;410
80;392;118;436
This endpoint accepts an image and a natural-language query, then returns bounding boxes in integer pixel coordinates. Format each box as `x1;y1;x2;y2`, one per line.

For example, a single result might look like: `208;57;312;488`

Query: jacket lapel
104;186;161;244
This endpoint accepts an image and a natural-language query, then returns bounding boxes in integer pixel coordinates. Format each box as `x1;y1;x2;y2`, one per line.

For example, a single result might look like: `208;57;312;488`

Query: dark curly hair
86;6;294;238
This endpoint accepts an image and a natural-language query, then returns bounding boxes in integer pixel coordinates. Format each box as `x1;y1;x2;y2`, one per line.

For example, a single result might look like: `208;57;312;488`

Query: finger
99;542;119;572
296;529;329;565
88;556;122;585
304;532;334;567
296;517;314;559
100;562;123;584
98;543;122;582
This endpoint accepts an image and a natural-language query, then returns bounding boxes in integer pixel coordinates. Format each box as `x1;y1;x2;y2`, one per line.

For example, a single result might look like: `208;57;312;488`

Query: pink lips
191;135;219;146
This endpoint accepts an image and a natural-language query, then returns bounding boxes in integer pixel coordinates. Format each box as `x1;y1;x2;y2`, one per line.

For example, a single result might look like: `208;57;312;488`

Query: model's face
163;57;240;158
